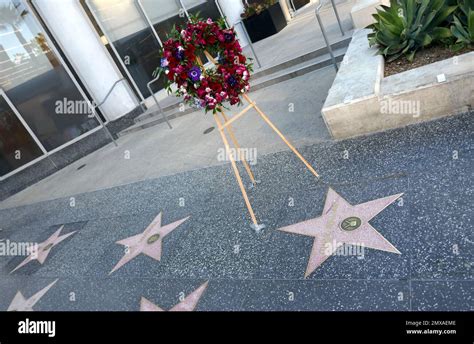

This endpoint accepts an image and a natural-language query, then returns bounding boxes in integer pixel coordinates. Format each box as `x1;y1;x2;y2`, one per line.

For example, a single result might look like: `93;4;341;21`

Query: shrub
241;0;278;19
451;0;474;50
368;0;457;62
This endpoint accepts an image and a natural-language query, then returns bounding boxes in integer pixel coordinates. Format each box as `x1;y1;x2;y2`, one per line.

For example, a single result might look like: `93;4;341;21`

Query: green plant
451;0;474;50
368;0;457;62
241;0;278;19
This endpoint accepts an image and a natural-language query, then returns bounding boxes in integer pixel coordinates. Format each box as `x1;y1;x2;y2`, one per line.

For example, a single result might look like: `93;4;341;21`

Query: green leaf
432;27;453;39
406;51;416;62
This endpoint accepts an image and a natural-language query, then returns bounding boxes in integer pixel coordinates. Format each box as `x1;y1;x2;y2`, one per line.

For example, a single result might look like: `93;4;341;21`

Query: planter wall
242;3;287;43
322;29;474;139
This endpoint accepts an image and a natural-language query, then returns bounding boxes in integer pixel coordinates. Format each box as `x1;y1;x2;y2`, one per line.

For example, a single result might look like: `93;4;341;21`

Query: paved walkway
0;111;471;311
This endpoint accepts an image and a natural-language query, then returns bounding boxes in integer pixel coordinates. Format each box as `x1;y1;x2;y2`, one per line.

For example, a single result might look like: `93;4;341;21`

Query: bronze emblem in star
277;188;403;277
11;225;76;273
7;279;58;311
140;281;208;311
110;212;190;274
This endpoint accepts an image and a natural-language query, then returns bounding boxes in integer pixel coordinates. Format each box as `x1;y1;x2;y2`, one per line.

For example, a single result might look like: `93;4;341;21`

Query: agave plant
451;0;474;50
368;0;457;62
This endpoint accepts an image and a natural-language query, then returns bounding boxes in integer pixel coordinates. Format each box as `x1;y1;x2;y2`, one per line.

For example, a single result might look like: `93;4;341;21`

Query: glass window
0;93;43;176
141;0;188;39
0;0;99;152
88;0;163;97
183;0;221;21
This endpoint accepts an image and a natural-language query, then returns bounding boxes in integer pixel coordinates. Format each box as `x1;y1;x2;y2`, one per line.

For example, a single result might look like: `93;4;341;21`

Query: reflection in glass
88;0;163;96
140;0;221;81
0;0;99;151
141;0;187;39
182;0;221;21
0;95;43;176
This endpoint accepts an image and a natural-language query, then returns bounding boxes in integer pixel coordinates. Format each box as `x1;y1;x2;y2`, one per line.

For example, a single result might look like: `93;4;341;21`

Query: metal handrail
147;72;173;130
93;78;146;146
315;1;340;72
329;0;345;36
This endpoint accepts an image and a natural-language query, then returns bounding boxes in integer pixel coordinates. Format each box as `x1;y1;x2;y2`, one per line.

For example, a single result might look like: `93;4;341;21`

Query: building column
33;0;138;121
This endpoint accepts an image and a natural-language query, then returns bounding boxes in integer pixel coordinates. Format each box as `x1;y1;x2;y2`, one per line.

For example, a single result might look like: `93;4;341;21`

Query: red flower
158;20;252;112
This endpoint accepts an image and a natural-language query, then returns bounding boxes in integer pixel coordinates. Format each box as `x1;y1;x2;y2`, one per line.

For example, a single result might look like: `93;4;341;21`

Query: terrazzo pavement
0;111;472;311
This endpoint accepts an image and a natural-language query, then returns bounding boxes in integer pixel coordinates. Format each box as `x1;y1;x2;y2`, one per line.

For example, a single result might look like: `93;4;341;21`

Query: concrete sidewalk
0;66;337;209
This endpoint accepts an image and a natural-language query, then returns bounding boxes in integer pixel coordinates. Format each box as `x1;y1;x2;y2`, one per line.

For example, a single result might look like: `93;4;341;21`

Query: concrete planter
242;3;288;43
321;29;474;139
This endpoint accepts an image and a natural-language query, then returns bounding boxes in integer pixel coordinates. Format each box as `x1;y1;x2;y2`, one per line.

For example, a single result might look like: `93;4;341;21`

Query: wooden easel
198;51;320;229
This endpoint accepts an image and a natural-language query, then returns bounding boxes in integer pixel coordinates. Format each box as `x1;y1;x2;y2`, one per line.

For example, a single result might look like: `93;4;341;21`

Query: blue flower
175;49;185;60
227;76;237;87
188;66;201;82
224;32;234;42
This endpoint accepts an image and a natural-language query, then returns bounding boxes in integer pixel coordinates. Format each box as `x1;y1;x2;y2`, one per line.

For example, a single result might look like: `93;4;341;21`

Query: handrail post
330;0;344;36
147;73;173;130
93;78;148;147
315;3;338;72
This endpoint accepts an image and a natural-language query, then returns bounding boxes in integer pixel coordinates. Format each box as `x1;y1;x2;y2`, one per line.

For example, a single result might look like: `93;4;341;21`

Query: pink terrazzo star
11;225;76;273
110;212;190;274
7;279;58;311
277;188;403;278
140;281;208;312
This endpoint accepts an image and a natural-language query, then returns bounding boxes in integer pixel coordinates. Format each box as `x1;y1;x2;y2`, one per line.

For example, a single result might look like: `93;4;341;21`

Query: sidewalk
0;110;471;311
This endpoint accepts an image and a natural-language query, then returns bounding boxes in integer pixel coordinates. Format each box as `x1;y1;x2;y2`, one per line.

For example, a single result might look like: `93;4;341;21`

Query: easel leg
219;110;257;185
214;113;259;226
243;94;320;178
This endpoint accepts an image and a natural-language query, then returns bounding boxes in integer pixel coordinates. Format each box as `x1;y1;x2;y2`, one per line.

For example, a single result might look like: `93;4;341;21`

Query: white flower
205;87;211;93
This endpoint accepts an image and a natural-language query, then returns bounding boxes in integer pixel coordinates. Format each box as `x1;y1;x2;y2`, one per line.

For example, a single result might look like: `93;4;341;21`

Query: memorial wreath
154;17;253;113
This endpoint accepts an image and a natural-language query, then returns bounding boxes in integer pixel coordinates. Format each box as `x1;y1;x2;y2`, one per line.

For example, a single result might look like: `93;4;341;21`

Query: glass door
0;0;100;153
86;0;164;98
0;90;44;177
140;0;187;40
182;0;222;21
84;1;226;100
